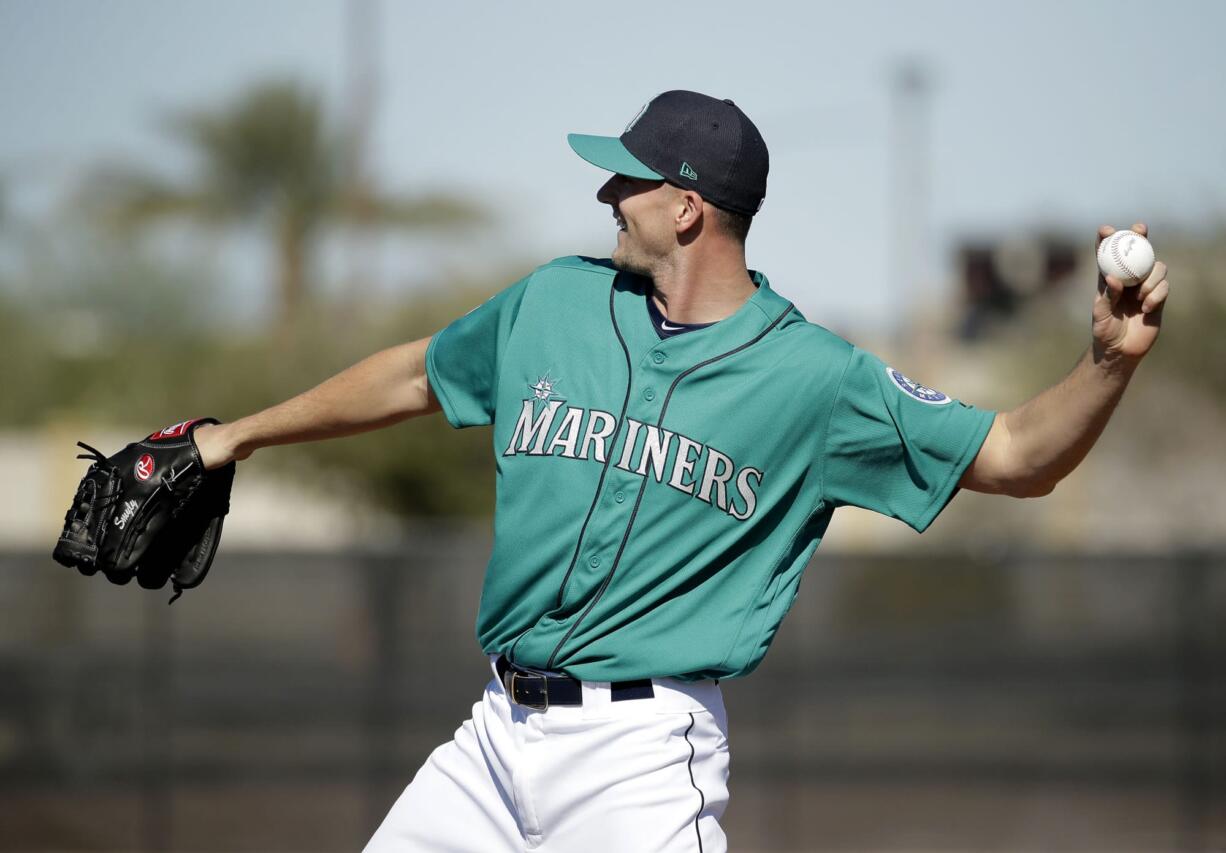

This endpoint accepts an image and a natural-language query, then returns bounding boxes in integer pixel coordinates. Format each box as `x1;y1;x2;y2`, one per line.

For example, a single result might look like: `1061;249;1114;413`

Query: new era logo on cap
680;162;698;181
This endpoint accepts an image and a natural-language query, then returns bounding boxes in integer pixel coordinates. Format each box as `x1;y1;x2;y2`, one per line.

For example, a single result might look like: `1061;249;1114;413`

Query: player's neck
648;250;755;325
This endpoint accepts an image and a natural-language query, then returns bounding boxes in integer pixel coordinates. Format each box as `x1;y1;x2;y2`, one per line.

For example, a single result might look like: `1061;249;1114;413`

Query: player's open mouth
613;212;626;232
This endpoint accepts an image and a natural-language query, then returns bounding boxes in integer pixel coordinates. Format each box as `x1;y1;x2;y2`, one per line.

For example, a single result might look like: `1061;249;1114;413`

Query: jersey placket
541;339;672;668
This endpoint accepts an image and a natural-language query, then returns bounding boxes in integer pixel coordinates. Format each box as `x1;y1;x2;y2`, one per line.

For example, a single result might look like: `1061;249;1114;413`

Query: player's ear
673;187;703;236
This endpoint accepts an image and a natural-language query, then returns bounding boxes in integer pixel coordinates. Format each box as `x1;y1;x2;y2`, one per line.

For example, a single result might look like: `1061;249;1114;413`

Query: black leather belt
495;655;654;711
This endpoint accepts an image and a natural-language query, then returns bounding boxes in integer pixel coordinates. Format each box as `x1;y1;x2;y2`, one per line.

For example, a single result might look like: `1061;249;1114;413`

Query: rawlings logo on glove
52;418;236;603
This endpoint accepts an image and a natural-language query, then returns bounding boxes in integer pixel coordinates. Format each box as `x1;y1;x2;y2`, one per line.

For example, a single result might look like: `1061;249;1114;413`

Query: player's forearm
1001;345;1139;494
198;337;438;468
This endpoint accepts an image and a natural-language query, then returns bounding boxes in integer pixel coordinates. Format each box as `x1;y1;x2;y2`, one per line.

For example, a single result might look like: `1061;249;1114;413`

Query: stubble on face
611;231;653;277
608;181;677;278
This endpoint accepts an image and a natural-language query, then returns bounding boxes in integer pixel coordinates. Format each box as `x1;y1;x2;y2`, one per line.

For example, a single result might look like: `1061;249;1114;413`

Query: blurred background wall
1;1;1223;850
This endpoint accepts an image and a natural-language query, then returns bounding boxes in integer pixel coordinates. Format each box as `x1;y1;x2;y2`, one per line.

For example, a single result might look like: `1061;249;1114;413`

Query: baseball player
193;90;1170;851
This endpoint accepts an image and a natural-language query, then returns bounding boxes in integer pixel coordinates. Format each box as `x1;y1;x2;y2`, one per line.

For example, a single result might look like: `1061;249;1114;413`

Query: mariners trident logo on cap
624;102;649;133
568;90;769;216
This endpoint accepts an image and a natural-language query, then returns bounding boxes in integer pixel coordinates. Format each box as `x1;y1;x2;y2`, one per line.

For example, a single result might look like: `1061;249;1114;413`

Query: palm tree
83;80;484;332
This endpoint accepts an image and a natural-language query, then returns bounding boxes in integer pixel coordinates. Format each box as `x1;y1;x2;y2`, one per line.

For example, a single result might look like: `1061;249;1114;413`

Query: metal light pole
342;0;379;308
888;58;933;355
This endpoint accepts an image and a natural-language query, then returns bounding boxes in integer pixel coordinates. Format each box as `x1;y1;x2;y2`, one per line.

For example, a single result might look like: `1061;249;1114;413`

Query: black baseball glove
53;418;236;602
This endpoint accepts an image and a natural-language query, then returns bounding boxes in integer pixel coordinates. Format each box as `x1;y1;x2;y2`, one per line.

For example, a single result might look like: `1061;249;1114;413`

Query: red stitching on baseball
1109;234;1143;282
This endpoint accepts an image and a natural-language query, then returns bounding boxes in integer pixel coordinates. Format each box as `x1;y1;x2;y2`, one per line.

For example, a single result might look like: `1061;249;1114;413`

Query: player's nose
596;174;623;207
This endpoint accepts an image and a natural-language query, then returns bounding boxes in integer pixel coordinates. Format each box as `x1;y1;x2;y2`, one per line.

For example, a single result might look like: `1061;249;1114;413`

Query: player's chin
610;244;646;276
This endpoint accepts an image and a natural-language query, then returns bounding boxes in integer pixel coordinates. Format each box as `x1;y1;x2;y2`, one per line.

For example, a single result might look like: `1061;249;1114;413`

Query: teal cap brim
567;133;663;180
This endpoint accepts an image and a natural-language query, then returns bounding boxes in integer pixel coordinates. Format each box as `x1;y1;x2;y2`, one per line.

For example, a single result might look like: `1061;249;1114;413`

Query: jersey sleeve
821;347;995;532
426;274;532;429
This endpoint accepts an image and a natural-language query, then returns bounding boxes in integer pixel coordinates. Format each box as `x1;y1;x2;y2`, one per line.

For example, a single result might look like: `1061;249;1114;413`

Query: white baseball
1097;230;1155;287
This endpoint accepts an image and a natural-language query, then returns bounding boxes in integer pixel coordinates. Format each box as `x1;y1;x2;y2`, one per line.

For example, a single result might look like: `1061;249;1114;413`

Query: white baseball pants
364;658;730;852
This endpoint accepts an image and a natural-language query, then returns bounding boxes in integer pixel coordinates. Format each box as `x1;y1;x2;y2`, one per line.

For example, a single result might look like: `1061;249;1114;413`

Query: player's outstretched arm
960;224;1169;498
193;336;440;470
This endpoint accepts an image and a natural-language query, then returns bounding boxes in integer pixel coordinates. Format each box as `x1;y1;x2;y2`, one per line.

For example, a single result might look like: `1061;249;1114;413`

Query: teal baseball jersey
426;256;995;682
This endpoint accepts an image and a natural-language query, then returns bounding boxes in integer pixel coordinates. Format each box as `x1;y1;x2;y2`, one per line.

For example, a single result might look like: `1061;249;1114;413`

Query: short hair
709;204;753;244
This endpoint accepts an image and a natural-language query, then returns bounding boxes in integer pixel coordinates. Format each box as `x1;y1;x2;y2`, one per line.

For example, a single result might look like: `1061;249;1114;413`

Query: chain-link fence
0;542;1222;851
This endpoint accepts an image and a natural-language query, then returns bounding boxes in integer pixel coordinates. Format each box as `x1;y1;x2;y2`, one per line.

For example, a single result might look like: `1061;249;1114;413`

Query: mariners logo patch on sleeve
885;366;953;405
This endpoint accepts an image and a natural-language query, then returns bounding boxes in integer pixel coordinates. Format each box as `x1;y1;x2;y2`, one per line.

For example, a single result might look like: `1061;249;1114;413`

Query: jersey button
588;555;601;568
614;490;625;503
652;351;666;364
643;387;656;401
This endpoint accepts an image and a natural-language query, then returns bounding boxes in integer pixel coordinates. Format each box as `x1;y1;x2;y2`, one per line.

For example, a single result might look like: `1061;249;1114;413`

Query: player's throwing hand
1093;223;1169;362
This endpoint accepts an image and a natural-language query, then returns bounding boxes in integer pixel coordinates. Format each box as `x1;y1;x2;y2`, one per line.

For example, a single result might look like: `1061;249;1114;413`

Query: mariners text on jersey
503;399;764;522
426;256;995;683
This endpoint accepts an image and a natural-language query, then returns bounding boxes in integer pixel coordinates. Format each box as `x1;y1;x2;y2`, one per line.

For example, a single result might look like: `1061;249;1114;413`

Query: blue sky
2;0;1223;329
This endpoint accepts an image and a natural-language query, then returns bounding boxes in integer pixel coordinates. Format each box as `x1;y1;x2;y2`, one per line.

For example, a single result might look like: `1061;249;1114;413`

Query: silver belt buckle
509;670;549;711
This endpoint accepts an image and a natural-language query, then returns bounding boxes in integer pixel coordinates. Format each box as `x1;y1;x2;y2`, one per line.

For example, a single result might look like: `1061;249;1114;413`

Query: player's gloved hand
52;418;237;602
1092;223;1170;362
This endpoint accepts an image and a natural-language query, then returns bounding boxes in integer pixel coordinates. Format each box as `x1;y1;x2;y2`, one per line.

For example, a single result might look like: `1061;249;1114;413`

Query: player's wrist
195;422;248;470
1090;340;1143;374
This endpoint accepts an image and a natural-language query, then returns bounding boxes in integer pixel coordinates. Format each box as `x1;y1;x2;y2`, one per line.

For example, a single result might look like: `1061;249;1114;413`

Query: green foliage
75;78;487;330
1;227;216;424
206;289;506;519
0;76;511;519
165;81;338;223
1;210;515;518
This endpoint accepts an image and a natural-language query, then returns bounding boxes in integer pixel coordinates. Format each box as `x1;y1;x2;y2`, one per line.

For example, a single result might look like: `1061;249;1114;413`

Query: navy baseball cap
568;90;769;216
